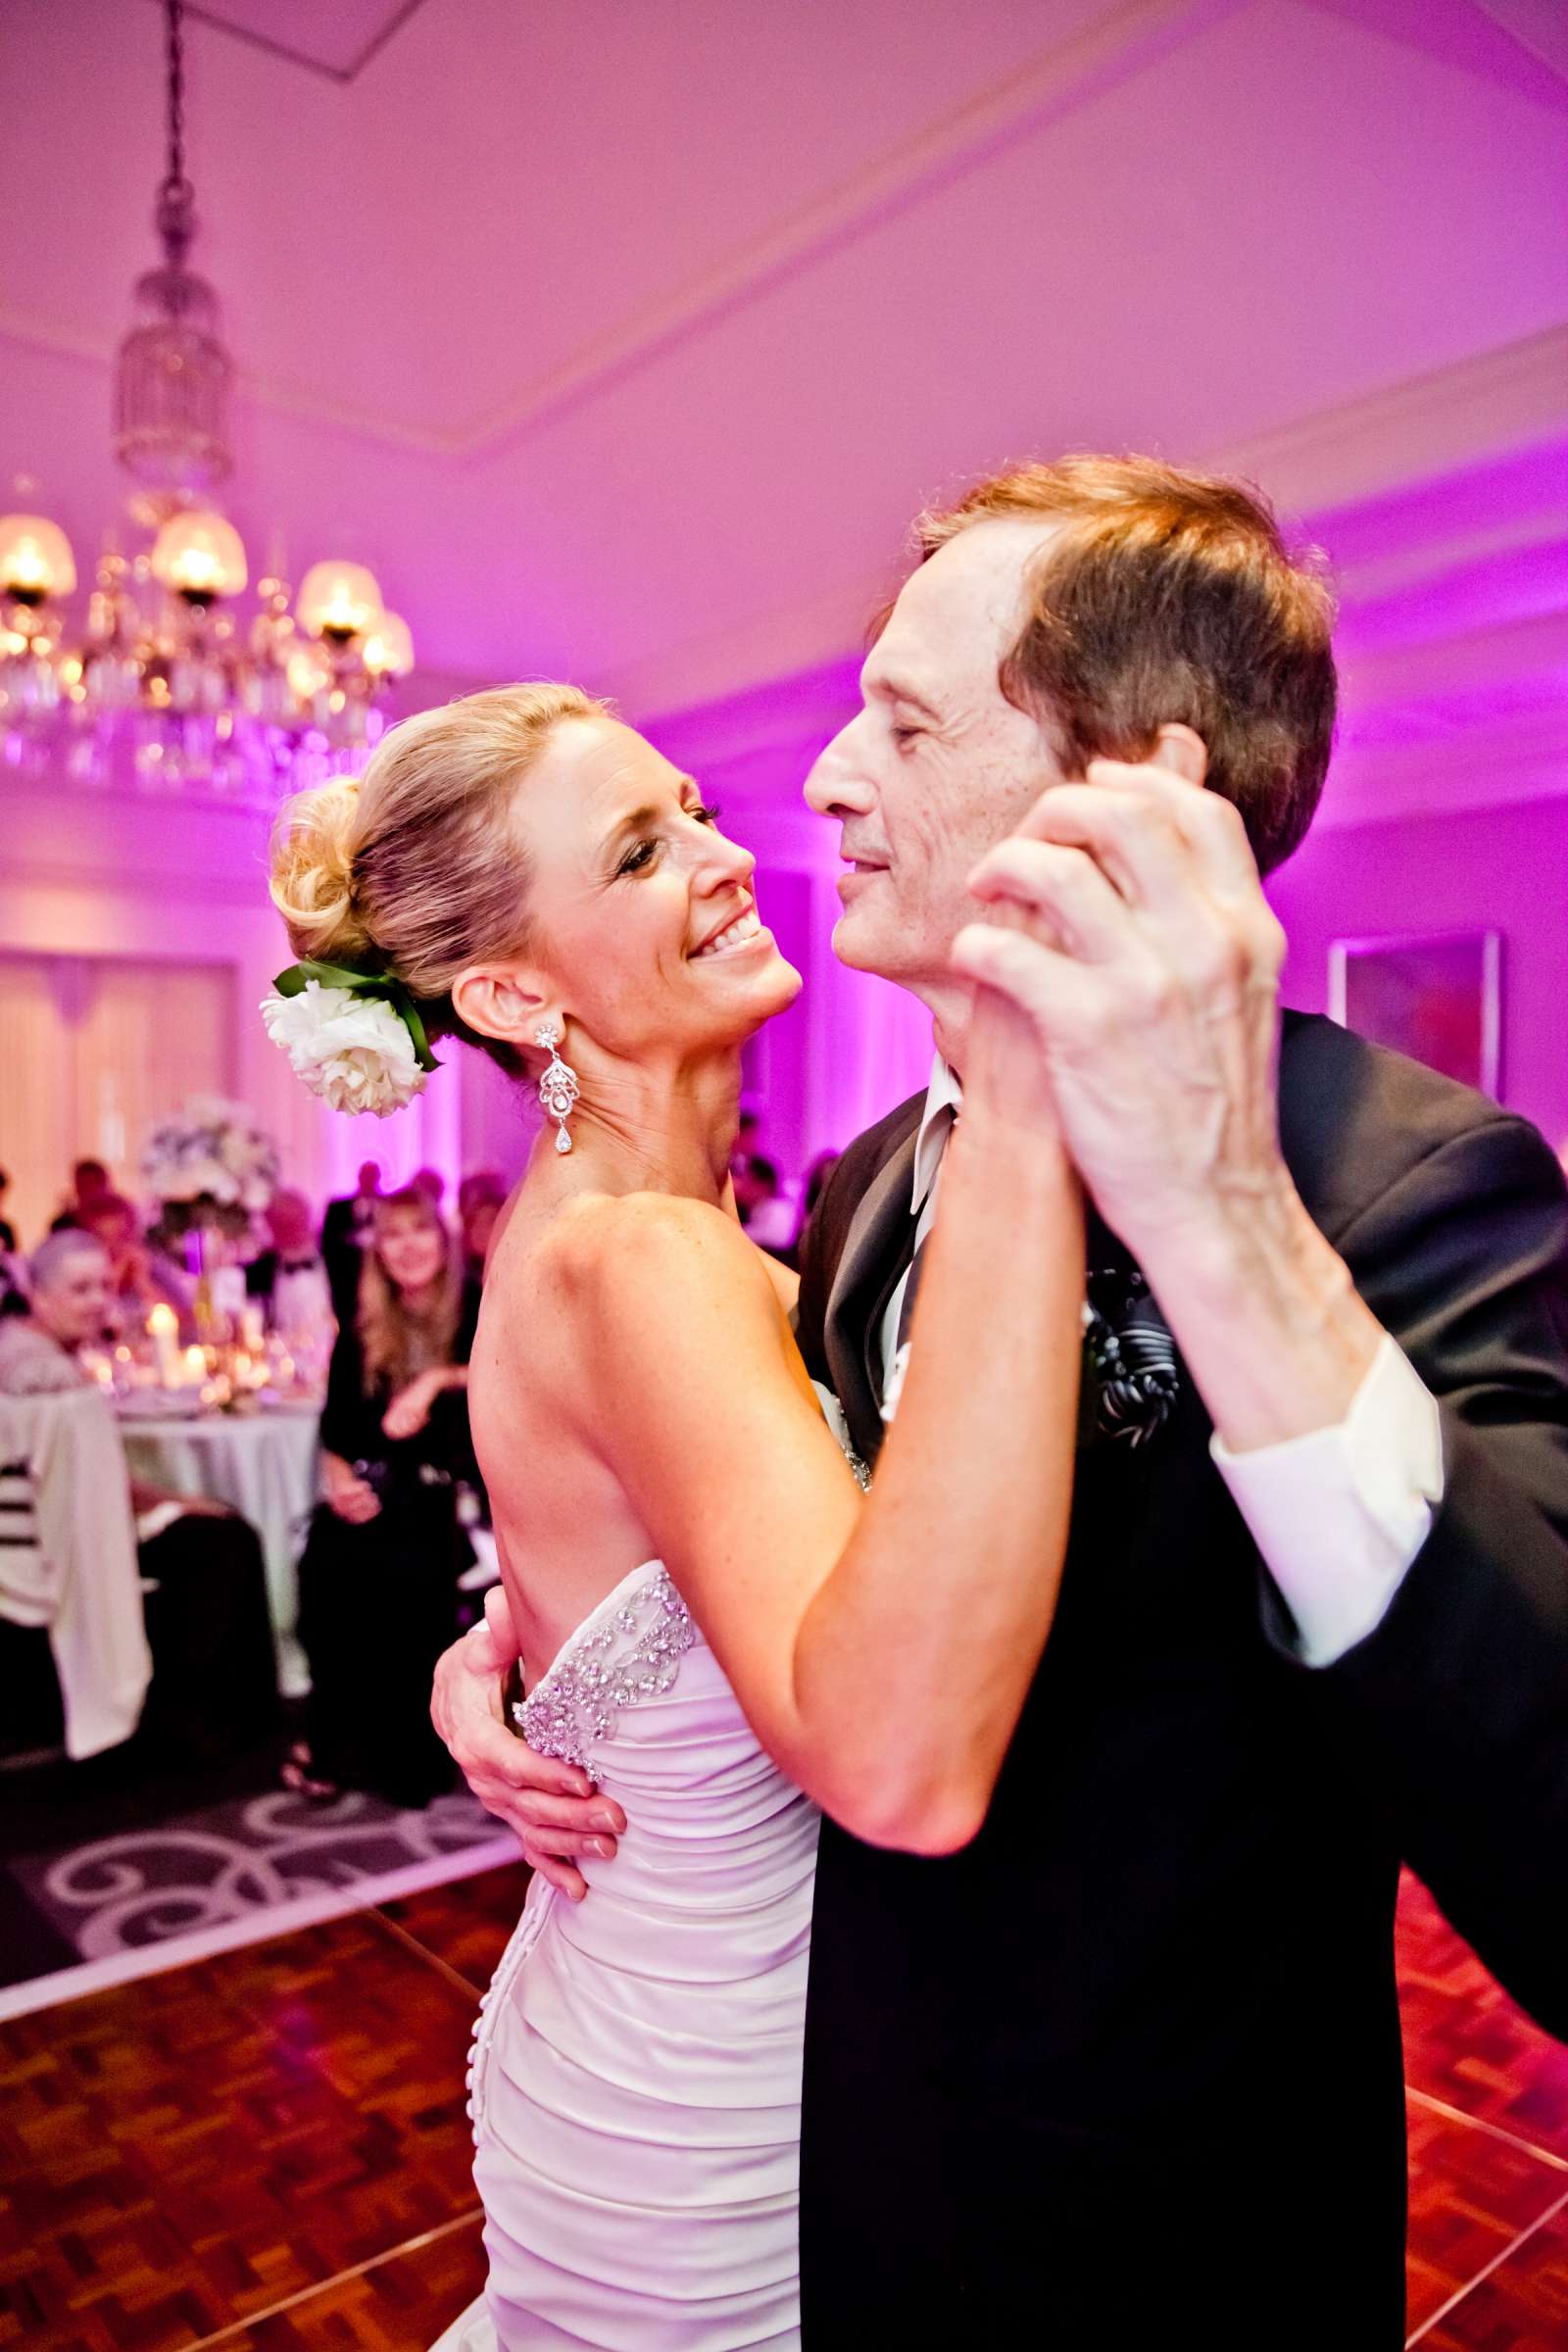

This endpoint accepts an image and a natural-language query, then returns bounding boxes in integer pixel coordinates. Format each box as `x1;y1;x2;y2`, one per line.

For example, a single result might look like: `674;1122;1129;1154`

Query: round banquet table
118;1408;319;1695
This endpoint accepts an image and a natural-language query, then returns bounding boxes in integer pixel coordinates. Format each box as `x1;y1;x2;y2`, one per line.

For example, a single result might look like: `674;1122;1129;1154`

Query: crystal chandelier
0;0;413;803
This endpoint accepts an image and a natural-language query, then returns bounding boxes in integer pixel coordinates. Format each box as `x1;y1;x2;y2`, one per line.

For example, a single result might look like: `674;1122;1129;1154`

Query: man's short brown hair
916;456;1337;875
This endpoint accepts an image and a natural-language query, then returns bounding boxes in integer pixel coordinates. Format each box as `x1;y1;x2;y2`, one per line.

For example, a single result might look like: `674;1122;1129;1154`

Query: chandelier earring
535;1023;581;1154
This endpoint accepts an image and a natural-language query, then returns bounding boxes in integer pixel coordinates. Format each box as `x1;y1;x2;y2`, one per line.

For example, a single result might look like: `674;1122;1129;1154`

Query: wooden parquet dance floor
1;1866;1565;2349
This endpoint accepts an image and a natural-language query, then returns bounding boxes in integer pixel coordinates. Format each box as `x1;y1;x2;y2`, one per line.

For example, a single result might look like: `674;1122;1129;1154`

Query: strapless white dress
435;1557;822;2350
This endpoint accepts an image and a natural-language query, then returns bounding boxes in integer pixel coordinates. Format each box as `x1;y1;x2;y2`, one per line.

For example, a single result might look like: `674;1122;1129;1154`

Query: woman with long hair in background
289;1184;484;1808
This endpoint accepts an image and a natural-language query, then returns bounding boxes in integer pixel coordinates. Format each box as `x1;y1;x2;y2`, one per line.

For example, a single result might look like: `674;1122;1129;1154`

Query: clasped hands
953;728;1292;1272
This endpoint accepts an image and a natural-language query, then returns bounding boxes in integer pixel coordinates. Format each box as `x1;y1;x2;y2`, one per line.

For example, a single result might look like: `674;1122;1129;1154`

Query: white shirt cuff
1210;1334;1445;1666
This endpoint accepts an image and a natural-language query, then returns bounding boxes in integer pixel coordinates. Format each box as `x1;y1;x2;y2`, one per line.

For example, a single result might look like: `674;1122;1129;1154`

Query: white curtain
0;954;235;1247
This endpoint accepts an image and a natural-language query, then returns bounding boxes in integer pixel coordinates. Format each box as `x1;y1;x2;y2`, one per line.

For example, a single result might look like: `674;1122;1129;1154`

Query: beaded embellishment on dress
514;1564;697;1777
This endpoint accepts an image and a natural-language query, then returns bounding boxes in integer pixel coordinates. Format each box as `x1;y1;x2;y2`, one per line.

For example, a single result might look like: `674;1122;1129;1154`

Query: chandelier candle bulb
297;561;383;643
362;611;414;678
151;511;248;602
0;515;76;602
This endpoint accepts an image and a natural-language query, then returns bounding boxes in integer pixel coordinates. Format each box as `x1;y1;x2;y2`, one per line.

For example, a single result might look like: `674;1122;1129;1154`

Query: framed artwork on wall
1327;929;1502;1098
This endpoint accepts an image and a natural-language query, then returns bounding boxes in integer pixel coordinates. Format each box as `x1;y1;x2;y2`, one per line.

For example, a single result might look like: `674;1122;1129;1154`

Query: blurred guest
464;1197;504;1282
728;1107;761;1206
0;1231;276;1760
246;1187;332;1335
413;1164;446;1208
76;1193;194;1342
291;1186;482;1807
459;1169;508;1282
733;1150;784;1235
321;1158;382;1320
49;1156;112;1234
730;1107;789;1237
0;1166;22;1320
749;1165;801;1255
0;1234;121;1396
779;1149;843;1273
732;1105;761;1166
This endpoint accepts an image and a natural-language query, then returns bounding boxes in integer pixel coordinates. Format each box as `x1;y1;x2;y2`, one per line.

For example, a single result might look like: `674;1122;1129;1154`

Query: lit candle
182;1344;207;1387
147;1302;180;1388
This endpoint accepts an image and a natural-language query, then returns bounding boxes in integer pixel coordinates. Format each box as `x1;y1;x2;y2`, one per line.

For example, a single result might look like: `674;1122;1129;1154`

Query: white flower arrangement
142;1097;281;1214
261;978;429;1117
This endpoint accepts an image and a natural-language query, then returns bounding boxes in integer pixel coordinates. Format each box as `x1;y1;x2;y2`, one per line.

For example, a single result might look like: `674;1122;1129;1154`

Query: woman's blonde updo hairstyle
269;682;607;1067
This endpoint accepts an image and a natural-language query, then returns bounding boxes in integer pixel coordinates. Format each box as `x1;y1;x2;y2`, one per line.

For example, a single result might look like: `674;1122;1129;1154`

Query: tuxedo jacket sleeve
1202;1014;1567;2030
1298;1099;1568;2028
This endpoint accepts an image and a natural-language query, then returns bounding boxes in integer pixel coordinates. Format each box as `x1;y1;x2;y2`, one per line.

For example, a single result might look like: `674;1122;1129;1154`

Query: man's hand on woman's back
430;1584;625;1901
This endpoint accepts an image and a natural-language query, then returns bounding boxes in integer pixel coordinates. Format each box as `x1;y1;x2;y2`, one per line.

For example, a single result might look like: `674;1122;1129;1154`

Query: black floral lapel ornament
1081;1267;1181;1447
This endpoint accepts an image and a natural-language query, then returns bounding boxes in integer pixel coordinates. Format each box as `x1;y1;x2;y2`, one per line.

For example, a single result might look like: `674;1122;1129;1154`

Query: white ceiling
3;0;1566;760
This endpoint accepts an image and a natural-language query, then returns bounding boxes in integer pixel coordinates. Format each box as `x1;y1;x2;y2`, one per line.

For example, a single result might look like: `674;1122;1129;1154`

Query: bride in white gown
266;683;1084;2349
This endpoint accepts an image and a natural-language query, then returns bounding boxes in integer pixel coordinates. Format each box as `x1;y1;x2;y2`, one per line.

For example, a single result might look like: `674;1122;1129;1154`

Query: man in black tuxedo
320;1157;382;1321
432;457;1568;2345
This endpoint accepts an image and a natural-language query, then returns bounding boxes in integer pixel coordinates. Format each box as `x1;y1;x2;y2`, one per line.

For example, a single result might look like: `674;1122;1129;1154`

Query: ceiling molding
1202;323;1568;519
160;1;430;86
1474;0;1568;83
0;304;457;460
1339;605;1568;710
1332;505;1567;606
17;0;1237;461
448;0;1245;464
24;6;1558;485
1317;710;1568;829
602;327;1568;723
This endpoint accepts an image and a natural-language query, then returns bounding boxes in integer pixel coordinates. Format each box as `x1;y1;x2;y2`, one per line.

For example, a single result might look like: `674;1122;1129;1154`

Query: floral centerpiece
142;1095;280;1248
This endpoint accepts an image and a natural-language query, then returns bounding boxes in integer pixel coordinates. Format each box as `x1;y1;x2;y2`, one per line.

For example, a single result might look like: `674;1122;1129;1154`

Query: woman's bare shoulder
562;1191;762;1292
493;1191;771;1328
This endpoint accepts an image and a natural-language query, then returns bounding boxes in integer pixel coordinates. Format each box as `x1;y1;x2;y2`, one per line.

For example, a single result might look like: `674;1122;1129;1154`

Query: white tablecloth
119;1410;319;1695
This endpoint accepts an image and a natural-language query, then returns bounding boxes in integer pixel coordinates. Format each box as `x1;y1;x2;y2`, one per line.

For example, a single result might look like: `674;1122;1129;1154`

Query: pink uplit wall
1268;794;1568;1157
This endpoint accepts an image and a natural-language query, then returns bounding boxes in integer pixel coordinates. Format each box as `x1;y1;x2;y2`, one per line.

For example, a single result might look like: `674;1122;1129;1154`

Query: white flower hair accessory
260;959;439;1118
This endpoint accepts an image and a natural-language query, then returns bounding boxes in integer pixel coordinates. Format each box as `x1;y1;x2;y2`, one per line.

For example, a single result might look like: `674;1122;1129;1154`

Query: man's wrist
1138;1162;1316;1306
947;1098;1070;1195
1139;1172;1383;1452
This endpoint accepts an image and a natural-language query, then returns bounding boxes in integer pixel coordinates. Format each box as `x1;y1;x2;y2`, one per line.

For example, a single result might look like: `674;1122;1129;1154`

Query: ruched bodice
450;1560;821;2352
